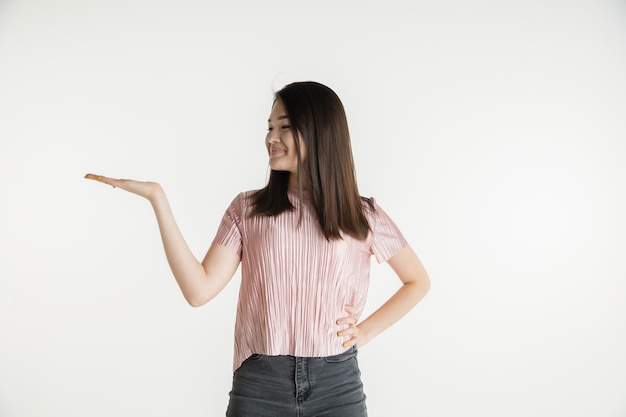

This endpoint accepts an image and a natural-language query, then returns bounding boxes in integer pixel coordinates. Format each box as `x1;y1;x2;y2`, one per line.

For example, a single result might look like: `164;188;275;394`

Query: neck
289;173;299;188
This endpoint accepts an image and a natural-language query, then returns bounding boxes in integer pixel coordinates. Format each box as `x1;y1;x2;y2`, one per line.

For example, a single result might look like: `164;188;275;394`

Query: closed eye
267;125;291;132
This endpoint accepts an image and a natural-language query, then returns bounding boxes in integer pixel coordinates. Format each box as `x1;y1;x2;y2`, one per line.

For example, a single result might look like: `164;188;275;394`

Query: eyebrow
268;115;290;123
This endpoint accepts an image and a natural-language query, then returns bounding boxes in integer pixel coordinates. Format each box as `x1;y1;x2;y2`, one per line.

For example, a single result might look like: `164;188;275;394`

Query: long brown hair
250;81;372;240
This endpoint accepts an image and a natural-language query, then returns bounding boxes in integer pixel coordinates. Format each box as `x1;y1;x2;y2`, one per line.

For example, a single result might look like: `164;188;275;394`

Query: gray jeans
226;347;368;417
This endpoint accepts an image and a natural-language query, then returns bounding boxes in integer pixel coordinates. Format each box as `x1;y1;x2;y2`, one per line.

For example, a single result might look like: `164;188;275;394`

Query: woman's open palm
84;173;163;201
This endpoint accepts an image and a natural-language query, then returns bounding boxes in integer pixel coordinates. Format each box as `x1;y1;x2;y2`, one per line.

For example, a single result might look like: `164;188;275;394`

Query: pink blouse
212;187;408;371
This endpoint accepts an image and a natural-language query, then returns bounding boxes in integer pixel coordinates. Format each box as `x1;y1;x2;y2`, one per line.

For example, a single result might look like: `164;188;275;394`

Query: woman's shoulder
228;189;261;200
361;196;401;227
239;189;260;199
361;195;378;212
225;189;263;211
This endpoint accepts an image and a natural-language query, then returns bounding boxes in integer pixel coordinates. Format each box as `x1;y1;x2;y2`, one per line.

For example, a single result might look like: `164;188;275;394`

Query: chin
270;163;291;172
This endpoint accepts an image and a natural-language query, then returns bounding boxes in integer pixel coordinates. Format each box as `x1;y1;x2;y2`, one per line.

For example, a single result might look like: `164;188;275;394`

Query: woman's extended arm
85;174;240;307
337;245;430;347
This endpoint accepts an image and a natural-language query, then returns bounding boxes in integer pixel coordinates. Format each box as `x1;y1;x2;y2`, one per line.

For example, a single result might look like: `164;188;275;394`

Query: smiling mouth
270;148;286;156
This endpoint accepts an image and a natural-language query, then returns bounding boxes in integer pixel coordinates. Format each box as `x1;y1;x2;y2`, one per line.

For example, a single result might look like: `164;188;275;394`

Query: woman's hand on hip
337;305;366;348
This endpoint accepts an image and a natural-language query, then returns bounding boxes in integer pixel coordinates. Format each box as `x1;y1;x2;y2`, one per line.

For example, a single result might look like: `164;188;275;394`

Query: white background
1;1;625;416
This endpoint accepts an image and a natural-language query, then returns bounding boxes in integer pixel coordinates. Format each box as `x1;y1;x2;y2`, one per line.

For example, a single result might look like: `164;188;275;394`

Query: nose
266;130;280;144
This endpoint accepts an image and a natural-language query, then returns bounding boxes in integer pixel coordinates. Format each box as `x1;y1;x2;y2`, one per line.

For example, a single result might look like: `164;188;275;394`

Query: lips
270;147;287;156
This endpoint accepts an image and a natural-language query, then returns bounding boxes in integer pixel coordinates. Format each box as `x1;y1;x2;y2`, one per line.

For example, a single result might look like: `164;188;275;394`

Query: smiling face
266;99;305;186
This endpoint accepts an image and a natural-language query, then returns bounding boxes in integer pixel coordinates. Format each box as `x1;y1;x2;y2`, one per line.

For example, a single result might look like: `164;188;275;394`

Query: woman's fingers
84;173;163;200
85;173;118;188
336;305;355;325
337;305;359;347
340;327;359;348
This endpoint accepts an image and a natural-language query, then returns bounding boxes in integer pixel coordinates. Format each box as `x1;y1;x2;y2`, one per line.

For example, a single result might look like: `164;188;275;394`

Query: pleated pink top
212;187;408;372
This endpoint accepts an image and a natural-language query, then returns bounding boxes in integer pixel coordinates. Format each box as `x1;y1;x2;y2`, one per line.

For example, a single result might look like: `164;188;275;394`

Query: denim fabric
226;347;368;417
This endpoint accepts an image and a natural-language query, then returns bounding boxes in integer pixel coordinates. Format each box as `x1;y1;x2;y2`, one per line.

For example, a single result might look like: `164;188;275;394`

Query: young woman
85;81;430;417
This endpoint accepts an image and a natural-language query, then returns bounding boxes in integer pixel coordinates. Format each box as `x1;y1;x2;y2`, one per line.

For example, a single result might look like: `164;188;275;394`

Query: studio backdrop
1;1;625;416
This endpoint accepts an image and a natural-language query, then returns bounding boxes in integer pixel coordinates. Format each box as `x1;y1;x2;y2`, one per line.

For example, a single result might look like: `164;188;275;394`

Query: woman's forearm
149;189;210;305
357;278;430;347
353;245;431;347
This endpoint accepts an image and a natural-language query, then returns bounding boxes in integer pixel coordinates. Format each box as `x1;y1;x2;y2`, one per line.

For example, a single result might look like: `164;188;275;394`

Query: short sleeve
212;193;244;257
369;198;409;263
